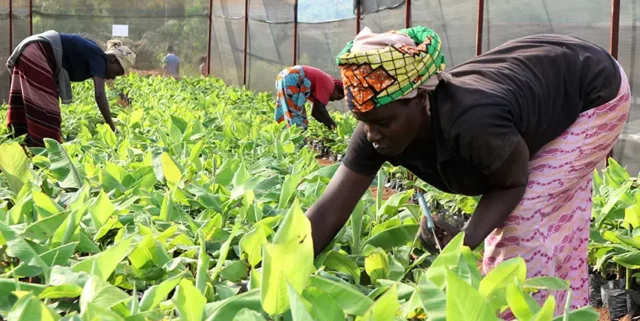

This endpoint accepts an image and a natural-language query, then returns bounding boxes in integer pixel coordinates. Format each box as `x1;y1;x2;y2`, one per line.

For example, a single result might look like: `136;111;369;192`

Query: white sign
112;25;129;37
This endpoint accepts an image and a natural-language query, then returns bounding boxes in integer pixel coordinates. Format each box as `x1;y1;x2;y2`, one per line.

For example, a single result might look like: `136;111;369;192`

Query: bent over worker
274;65;345;130
6;31;135;146
305;26;629;318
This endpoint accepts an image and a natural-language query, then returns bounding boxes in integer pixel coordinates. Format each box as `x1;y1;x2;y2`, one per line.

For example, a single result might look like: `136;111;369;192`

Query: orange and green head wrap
336;26;446;113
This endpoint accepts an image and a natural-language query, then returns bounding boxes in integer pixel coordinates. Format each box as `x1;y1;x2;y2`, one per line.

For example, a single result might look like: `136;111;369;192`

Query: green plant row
0;74;597;320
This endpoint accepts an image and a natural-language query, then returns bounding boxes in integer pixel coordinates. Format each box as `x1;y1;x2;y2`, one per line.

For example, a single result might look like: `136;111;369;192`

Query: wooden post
206;0;213;76
475;0;485;56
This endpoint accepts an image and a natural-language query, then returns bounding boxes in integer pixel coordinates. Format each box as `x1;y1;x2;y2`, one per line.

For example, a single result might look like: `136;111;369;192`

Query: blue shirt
164;53;180;75
59;34;106;81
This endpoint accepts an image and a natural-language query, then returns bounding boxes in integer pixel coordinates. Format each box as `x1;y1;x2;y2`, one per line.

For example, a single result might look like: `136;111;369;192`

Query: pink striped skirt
482;61;631;318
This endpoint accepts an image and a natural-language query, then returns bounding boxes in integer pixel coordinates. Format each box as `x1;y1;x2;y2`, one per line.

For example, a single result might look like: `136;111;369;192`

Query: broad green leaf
506;283;534;321
287;283;315;321
24;211;71;242
603;230;640;249
196;233;210;294
204;289;263;321
80;277;131;312
479;257;527;310
44;138;84;189
376;190;413;217
0;142;31;194
173;279;206;321
370;218;401;237
88;191;115;229
278;174;302;209
52;191;88;247
128;109;144;126
551;306;599;321
303;163;339;181
323;251;361;282
445;270;498;321
139;274;182;311
231;176;265;200
40;284;83;299
308;276;373;316
232;162;250;187
40;242;79;267
128;234;171;270
0;222;50;279
613;251;640;269
596;180;633;227
171;115;188;133
532;296;556;321
425;232;464;288
81;302;126;321
351;200;364;255
239;224;269;267
33;191;63;218
220;260;249;283
302;287;345;321
8;291;60;321
364;248;390;283
523;277;570;291
364;224;419;250
356;284;399;321
416;274;446;321
72;236;134;281
159;188;175;221
161;152;183;185
624;204;640;229
232;309;266;321
261;200;314;315
0;280;47;296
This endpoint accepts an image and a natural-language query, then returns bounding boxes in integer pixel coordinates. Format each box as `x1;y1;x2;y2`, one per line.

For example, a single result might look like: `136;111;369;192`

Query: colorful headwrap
336;26;446;112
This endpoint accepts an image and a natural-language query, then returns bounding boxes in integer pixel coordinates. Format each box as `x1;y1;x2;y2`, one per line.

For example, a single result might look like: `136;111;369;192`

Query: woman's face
105;54;125;79
354;91;427;156
330;84;346;101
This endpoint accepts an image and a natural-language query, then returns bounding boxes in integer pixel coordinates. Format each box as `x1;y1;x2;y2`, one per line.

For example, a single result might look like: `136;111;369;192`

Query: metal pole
610;0;621;59
475;0;485;56
356;0;361;34
293;0;298;65
29;0;33;35
405;0;411;28
608;0;621;159
9;0;13;55
206;0;213;76
243;0;248;85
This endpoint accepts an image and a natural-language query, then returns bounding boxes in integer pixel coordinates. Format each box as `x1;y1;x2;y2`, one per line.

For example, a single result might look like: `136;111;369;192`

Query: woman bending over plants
5;32;135;147
305;26;630;318
274;65;345;130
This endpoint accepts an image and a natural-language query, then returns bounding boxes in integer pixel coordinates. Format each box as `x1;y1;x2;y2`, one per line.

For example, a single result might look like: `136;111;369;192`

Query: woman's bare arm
92;76;116;131
307;164;375;256
462;135;530;249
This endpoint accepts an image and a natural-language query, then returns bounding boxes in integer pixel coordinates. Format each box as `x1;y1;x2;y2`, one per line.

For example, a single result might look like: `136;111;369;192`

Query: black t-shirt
343;34;621;196
60;34;107;81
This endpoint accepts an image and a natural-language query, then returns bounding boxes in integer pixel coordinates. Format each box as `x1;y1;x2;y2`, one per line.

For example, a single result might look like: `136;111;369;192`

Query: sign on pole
112;25;129;37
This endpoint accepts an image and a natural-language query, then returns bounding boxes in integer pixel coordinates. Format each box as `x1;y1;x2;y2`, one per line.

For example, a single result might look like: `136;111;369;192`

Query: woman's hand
418;214;460;253
306;164;375;256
